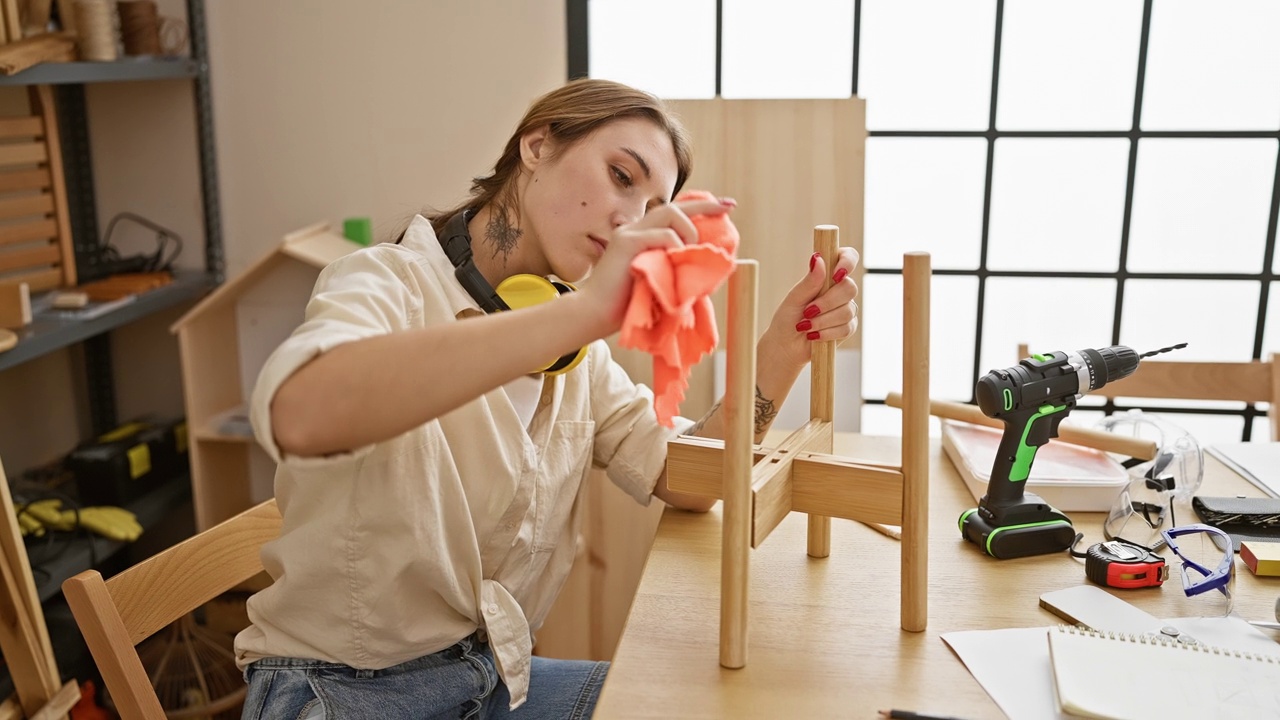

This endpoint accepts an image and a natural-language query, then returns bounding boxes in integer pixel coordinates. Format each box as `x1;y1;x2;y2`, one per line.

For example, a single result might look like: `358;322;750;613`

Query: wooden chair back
62;499;281;719
1016;344;1280;441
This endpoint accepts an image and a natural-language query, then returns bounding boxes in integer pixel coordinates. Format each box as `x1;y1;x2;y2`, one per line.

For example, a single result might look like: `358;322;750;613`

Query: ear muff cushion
494;275;585;374
495;274;562;310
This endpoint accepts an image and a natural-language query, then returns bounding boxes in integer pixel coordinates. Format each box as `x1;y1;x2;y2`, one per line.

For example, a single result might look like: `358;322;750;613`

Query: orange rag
619;190;739;427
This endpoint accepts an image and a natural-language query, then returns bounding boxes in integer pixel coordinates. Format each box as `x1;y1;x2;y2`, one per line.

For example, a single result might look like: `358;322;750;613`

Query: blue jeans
241;635;608;720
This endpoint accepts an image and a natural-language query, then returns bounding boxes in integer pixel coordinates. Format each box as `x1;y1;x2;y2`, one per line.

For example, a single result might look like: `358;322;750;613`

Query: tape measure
1082;539;1168;589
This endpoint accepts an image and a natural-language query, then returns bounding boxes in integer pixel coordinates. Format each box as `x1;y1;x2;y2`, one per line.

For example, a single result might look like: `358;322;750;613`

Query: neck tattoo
486;204;523;262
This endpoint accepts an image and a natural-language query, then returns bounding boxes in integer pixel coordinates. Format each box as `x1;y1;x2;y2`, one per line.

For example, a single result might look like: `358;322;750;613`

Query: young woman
237;79;860;720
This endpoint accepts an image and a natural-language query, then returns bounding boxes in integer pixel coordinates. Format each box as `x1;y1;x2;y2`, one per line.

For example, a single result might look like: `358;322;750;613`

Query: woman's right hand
578;196;735;338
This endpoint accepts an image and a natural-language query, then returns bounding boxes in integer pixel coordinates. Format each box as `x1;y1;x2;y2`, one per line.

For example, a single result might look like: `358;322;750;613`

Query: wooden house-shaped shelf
171;223;363;531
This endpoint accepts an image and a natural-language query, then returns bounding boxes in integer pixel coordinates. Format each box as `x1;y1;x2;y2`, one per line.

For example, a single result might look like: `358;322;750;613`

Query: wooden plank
32;85;74;286
0;117;43;140
61;573;166;720
107;499;281;643
0;191;53;219
0;458;59;712
3;266;60;292
0;141;47;167
0;218;56;246
0;241;58;273
0;551;57;716
0;167;51;193
750;419;833;548
3;0;22;43
790;455;905;525
665;435;768;497
28;681;79;720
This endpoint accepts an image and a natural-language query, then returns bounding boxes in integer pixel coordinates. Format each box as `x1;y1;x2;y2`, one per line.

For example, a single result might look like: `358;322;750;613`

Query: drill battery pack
67;417;188;506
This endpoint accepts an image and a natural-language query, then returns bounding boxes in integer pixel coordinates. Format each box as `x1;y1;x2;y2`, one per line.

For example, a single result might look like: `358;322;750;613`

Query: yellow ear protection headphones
434;211;587;375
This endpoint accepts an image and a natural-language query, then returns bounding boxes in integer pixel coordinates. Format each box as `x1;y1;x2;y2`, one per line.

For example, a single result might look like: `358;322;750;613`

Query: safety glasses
1160;524;1235;616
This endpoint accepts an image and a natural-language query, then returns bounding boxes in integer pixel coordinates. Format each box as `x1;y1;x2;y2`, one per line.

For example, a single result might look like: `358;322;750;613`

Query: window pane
864;138;986;270
721;0;853;98
1129;139;1275;274
980;278;1117;379
987;139;1128;272
862;274;978;402
1121;279;1258;361
860;0;995;129
588;0;716;99
1142;0;1280;130
862;403;942;438
996;0;1142;130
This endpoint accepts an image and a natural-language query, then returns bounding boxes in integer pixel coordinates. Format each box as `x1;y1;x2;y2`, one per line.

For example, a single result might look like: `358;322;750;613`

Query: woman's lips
589;235;608;255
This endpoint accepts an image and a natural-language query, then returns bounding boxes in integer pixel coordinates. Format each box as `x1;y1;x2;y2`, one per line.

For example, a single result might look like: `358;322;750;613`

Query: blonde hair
426;78;692;234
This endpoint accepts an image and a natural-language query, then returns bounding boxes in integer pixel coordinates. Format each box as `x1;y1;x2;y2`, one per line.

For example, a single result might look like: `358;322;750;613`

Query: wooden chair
666;228;931;668
1017;344;1280;441
62;499;281;720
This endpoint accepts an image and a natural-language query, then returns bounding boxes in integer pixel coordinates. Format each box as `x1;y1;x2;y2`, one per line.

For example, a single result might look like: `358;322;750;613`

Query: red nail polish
803;304;821;319
809;252;820;272
806;331;821;341
833;268;848;283
796;320;812;332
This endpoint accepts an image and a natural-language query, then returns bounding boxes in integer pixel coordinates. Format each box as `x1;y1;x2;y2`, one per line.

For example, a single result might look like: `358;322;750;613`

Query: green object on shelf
344;217;373;246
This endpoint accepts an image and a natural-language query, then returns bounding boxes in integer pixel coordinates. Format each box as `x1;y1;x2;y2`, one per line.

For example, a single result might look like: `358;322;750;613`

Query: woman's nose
611;205;644;228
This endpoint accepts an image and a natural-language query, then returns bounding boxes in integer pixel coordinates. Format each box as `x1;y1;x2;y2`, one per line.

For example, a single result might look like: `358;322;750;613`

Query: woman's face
519;117;678;283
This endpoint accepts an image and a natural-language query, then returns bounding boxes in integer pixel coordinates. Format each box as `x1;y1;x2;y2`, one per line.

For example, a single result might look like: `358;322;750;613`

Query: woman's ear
519;125;552;172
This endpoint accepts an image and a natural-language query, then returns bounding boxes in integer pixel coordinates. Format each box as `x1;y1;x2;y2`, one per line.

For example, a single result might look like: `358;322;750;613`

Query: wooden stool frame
665;227;931;668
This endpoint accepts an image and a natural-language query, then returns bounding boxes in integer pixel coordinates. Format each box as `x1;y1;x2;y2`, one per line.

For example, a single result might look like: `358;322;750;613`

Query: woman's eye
611;166;633;188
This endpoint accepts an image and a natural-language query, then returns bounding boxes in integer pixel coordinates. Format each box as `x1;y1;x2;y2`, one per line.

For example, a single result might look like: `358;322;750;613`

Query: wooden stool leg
807;226;839;558
901;252;930;632
721;260;757;669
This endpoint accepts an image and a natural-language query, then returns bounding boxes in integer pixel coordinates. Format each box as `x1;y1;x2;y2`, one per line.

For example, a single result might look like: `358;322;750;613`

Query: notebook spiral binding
1056;625;1280;664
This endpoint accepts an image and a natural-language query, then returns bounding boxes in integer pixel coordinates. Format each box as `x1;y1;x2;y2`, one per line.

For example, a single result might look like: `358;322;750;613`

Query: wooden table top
594;434;1280;719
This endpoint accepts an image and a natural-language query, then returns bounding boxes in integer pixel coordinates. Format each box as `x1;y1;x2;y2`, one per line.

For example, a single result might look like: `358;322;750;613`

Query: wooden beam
901;252;930;632
750;419;832;548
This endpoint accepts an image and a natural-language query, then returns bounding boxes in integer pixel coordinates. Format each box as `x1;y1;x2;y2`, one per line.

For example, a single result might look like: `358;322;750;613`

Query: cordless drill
958;346;1143;559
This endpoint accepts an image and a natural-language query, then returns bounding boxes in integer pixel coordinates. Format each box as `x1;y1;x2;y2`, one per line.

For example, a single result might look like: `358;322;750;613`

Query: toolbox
67;416;188;506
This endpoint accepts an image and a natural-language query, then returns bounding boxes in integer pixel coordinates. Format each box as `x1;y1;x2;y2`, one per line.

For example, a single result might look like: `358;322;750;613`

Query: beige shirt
234;215;693;709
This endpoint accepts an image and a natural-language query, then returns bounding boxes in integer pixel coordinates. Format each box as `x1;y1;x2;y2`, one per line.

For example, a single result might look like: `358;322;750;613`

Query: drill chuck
1078;345;1140;392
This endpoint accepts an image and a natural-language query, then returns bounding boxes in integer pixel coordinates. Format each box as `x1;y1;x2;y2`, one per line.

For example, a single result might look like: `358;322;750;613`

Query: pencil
878;709;969;720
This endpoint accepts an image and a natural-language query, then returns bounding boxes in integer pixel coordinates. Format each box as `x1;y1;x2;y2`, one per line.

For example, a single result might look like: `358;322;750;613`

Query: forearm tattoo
754;386;778;436
685;386;778;438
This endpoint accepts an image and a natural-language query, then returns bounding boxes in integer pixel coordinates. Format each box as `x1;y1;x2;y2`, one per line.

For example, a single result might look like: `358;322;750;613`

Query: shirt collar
400;214;485;319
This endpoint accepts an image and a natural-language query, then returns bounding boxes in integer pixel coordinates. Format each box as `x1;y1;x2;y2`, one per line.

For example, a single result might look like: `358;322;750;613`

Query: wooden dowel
900;252;929;633
883;392;1158;461
807;225;838;558
721;259;757;669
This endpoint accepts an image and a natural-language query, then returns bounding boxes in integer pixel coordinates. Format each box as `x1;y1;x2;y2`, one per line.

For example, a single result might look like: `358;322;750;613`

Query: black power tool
958;344;1184;560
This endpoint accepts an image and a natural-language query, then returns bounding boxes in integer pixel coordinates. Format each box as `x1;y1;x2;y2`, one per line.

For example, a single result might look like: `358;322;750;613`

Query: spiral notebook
1047;625;1280;719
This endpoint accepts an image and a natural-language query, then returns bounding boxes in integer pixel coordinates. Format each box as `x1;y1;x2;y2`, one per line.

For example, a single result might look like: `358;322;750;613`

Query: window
573;0;1280;445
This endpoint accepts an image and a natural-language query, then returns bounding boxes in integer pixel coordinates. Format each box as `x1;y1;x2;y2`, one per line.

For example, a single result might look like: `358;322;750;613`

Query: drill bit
1139;343;1187;359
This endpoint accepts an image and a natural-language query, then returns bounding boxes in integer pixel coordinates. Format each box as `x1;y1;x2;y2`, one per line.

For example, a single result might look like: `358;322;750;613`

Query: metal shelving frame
1;0;222;435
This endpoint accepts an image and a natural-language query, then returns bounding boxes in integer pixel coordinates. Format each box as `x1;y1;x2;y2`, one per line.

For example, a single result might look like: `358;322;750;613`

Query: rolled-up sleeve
588;340;696;505
250;248;421;468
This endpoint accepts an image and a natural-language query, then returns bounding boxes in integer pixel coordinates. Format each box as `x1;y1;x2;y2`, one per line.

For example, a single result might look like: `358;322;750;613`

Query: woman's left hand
760;247;861;372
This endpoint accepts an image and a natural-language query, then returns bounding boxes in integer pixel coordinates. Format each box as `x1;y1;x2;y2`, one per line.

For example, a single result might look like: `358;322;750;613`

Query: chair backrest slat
64;498;282;719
